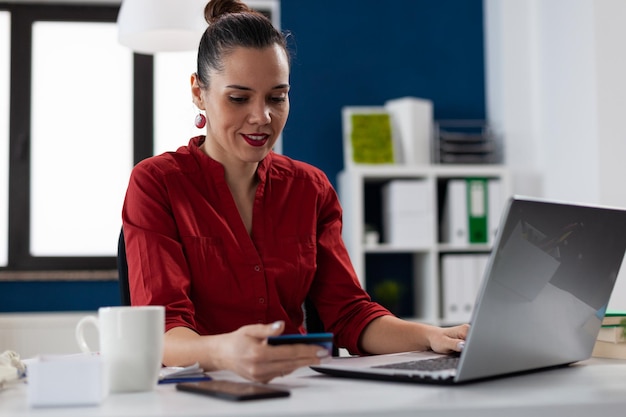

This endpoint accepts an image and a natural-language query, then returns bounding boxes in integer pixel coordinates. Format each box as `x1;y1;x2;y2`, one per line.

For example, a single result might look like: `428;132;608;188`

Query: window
30;21;133;257
1;1;280;278
1;4;147;276
0;11;9;267
154;51;200;155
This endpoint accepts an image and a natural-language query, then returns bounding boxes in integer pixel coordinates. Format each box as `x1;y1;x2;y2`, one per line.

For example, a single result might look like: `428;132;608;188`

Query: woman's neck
200;139;259;234
224;165;258;236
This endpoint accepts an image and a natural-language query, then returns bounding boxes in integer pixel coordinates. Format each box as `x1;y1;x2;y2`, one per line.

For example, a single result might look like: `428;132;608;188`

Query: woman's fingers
225;323;330;383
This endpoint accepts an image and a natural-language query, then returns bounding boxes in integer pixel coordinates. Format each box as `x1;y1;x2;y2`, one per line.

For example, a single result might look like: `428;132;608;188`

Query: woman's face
192;44;290;166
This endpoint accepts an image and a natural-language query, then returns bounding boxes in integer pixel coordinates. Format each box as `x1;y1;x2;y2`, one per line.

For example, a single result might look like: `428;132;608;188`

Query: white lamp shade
117;0;208;54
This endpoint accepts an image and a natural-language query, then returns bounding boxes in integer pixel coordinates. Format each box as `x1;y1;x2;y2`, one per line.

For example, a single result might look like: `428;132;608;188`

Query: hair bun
204;0;252;24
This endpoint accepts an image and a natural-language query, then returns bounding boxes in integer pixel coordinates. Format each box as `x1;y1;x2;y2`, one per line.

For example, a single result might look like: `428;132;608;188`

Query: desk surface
2;358;626;417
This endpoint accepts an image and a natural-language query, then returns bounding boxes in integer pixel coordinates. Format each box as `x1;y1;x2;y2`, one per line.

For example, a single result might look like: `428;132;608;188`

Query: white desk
2;358;626;417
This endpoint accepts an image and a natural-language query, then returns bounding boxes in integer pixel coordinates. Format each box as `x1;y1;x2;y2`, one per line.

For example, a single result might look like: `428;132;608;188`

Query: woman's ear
190;73;205;110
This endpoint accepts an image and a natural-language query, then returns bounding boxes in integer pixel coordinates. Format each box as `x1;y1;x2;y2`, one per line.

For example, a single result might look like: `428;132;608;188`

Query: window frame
0;1;279;279
2;3;153;275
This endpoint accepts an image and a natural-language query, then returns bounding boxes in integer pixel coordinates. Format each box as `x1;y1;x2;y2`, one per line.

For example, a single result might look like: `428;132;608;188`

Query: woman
122;0;468;383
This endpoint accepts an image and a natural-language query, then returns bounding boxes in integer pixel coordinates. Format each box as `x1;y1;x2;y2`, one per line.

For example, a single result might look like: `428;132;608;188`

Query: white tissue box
28;354;105;407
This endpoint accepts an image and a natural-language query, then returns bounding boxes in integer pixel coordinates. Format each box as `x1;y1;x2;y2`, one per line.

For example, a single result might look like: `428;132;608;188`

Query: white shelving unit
337;165;511;325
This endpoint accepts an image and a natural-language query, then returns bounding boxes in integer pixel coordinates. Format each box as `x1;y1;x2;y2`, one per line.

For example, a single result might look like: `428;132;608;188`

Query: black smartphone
176;380;290;401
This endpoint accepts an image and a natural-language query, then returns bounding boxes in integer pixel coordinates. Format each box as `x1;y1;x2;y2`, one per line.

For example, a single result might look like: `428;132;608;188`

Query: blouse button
254;265;261;272
259;297;265;304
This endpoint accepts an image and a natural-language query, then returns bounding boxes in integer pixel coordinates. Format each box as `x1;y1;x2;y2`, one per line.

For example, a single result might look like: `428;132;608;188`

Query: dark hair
197;0;289;87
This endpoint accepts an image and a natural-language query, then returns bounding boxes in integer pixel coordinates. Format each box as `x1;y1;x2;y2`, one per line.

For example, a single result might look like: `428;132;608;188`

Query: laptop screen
457;197;626;381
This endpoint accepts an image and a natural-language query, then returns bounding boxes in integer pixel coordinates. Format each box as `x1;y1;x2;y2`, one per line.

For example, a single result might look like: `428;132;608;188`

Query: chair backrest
117;228;132;306
117;228;337;355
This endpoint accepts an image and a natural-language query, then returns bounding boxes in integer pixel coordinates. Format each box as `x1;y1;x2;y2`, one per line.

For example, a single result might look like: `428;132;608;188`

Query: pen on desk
158;376;212;385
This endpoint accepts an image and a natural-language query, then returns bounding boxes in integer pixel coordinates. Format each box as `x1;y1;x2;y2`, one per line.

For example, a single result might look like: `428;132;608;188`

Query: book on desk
592;310;626;359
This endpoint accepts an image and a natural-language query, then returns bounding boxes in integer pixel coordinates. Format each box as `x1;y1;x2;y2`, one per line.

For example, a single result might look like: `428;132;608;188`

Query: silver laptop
312;196;626;384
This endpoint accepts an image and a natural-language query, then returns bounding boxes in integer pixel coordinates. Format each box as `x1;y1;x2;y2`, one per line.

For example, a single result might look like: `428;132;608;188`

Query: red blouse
122;136;390;354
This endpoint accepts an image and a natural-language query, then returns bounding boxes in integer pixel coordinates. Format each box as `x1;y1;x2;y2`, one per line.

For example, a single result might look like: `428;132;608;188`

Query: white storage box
27;354;105;407
382;180;434;246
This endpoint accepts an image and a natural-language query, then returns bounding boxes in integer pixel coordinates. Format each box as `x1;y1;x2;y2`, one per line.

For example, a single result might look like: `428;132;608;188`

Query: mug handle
75;315;99;353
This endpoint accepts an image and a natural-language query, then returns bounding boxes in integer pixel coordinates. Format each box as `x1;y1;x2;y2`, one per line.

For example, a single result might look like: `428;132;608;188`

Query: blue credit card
267;333;333;353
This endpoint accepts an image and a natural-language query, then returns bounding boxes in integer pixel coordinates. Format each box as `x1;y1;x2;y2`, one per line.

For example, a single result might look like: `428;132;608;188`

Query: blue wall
282;0;485;178
0;0;485;313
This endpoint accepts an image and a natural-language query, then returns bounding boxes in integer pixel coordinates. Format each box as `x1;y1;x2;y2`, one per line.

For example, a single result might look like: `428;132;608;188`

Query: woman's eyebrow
225;84;290;91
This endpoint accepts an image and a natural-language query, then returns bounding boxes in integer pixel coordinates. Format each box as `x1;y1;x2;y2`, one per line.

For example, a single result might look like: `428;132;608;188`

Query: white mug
75;306;165;393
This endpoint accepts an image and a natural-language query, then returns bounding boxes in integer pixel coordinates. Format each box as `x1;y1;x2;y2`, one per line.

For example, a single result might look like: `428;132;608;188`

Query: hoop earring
195;113;206;129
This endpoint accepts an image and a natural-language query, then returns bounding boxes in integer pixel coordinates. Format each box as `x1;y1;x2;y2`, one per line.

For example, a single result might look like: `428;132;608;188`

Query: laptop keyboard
373;355;460;372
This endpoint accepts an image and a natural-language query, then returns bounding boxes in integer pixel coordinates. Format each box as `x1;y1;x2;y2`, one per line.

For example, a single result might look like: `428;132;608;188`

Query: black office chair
117;228;132;307
117;229;337;355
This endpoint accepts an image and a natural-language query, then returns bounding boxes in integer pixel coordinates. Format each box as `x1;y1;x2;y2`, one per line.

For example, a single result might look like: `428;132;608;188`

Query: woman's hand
426;323;470;354
164;321;330;384
220;321;330;383
215;321;330;383
358;315;469;355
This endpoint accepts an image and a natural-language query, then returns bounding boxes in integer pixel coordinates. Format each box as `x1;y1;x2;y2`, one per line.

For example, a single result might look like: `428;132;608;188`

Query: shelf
337;165;510;323
437;243;493;252
364;243;431;253
344;164;508;178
